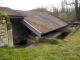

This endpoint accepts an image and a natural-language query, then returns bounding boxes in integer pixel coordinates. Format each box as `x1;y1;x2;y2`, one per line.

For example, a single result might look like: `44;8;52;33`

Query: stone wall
0;20;13;47
0;22;8;46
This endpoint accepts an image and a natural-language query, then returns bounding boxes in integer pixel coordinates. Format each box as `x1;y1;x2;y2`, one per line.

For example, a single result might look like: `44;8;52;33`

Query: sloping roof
16;10;68;34
0;6;24;17
0;6;68;37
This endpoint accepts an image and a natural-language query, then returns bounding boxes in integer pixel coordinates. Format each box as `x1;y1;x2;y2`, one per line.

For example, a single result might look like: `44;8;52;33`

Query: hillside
0;29;80;60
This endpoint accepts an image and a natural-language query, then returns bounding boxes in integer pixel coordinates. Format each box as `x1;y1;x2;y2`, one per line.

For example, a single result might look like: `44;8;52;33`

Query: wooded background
32;0;80;22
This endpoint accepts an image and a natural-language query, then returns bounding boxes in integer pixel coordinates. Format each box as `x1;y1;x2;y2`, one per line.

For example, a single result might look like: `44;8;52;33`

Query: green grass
0;30;80;60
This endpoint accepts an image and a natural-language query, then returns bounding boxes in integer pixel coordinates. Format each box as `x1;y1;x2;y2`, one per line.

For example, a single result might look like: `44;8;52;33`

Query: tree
32;7;48;12
63;0;80;21
32;6;60;17
69;12;77;22
61;1;66;13
59;0;77;22
52;7;60;16
59;13;68;21
75;0;80;20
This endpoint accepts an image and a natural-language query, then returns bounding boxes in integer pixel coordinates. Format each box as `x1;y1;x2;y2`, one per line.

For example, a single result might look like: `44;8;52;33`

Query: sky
0;0;63;11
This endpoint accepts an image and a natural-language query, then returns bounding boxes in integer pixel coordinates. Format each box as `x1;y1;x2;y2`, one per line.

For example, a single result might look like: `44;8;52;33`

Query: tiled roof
0;6;24;17
16;10;68;33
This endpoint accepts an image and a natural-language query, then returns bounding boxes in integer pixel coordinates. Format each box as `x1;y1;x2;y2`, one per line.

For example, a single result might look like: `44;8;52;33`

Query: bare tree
32;7;48;12
59;0;77;22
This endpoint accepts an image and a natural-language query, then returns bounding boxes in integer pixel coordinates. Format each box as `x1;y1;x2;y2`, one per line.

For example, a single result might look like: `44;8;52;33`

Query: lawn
0;30;80;60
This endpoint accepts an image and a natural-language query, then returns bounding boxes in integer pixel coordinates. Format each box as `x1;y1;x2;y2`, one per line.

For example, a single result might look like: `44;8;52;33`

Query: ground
0;29;80;60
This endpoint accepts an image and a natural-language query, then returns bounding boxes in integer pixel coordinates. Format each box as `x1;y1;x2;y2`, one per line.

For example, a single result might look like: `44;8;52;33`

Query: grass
0;30;80;60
